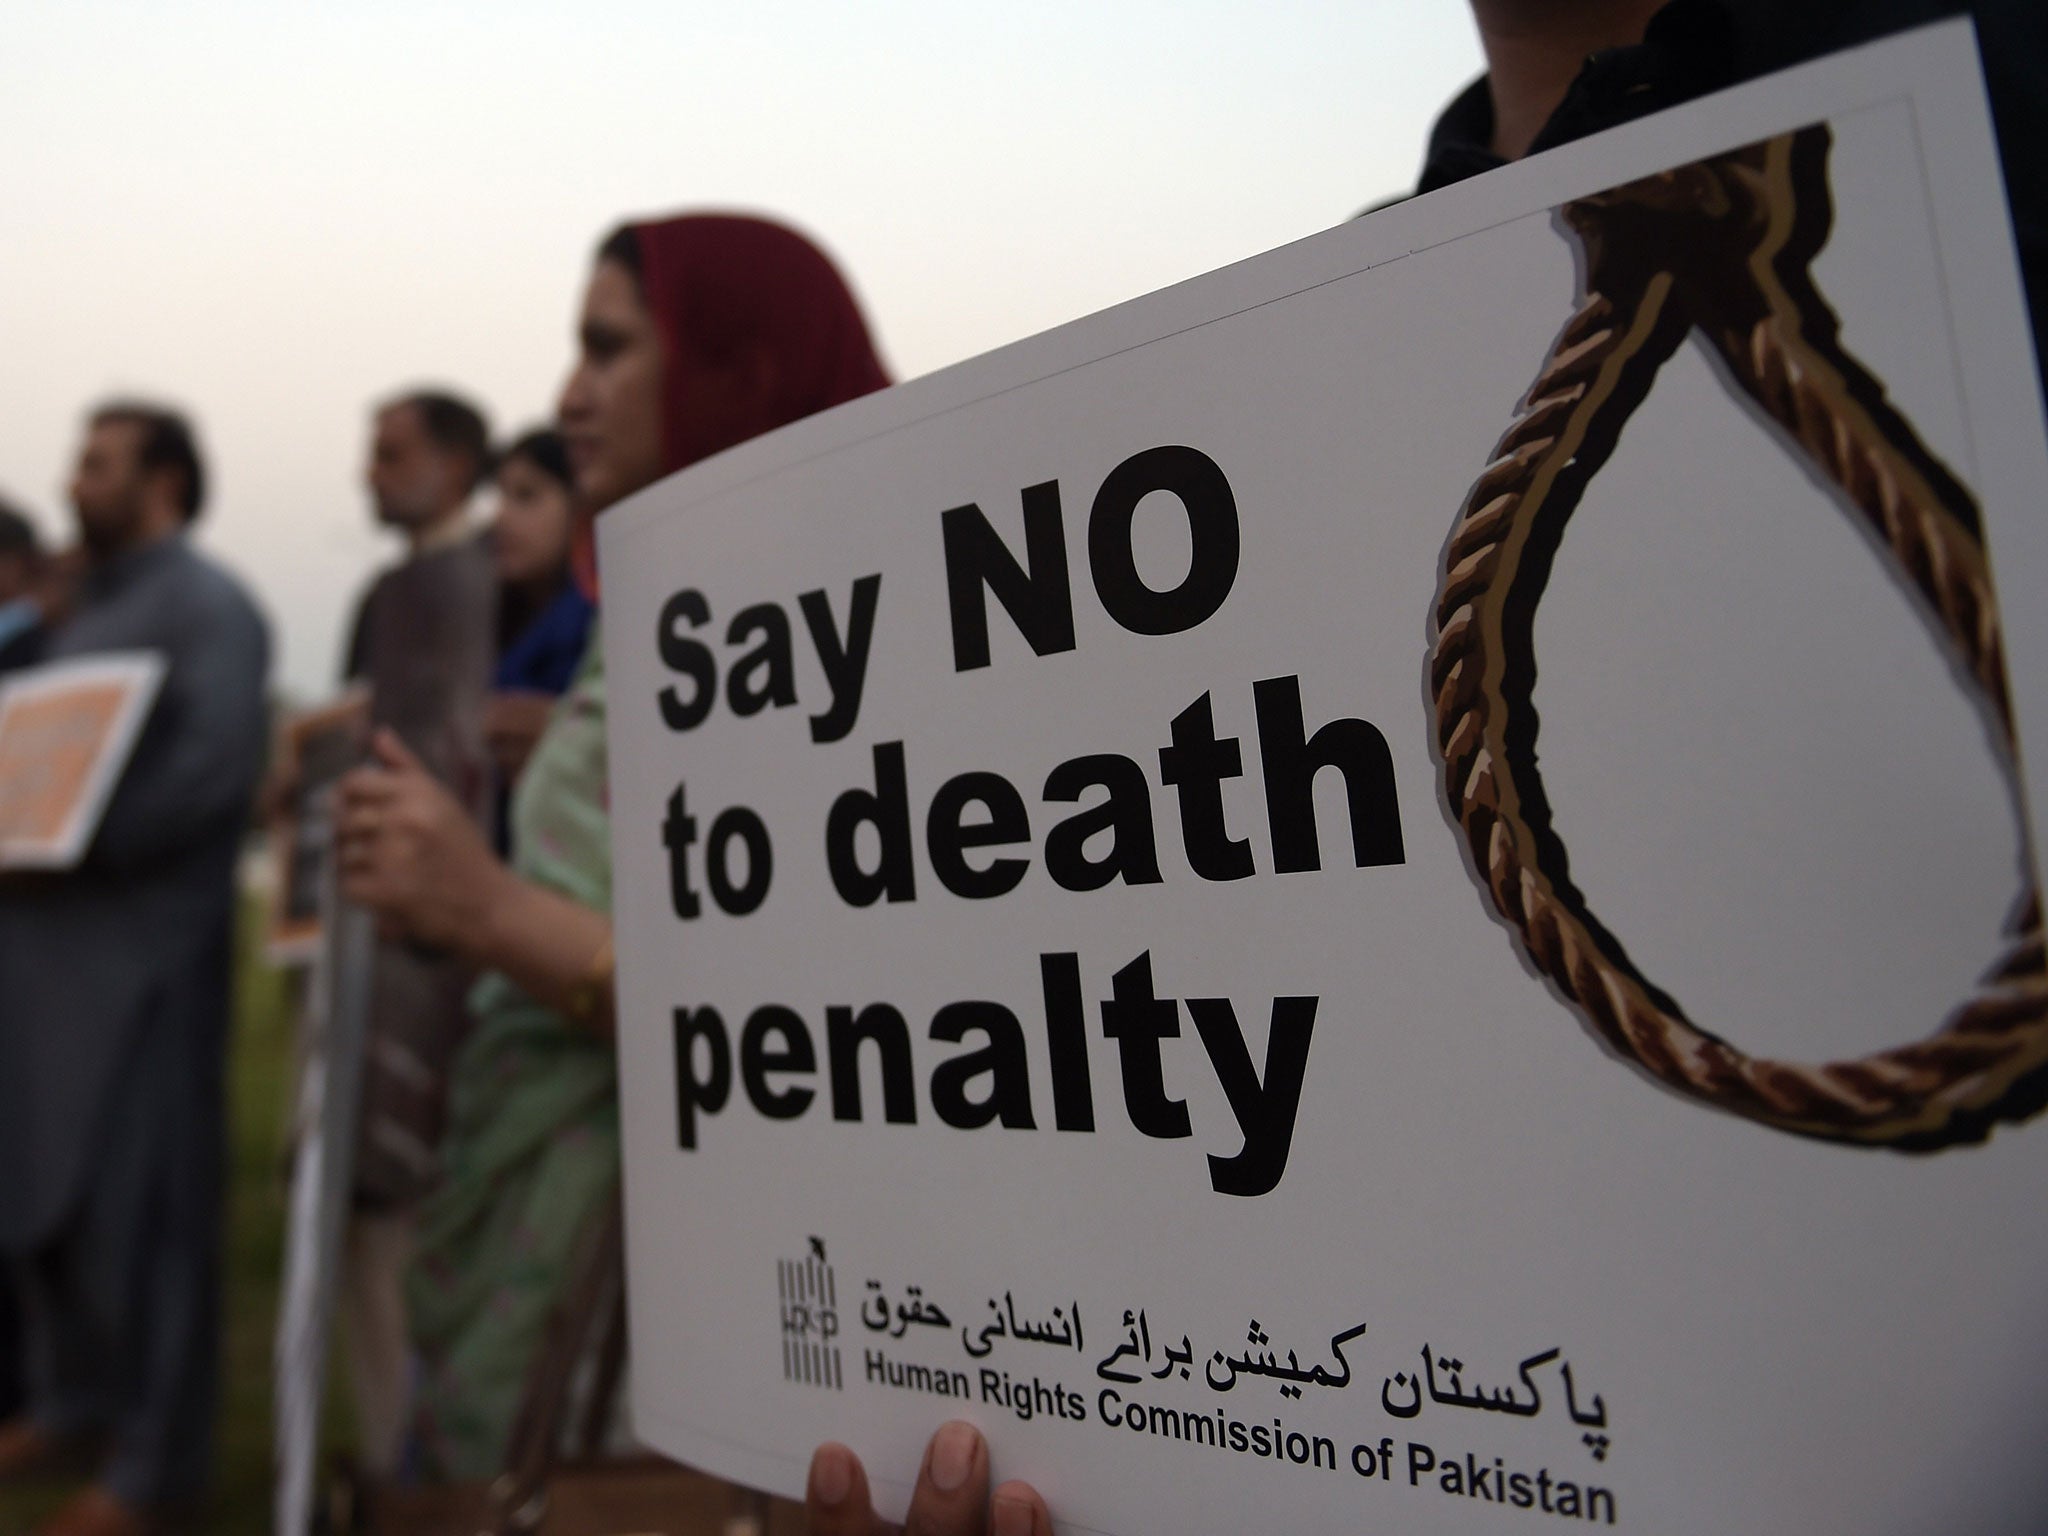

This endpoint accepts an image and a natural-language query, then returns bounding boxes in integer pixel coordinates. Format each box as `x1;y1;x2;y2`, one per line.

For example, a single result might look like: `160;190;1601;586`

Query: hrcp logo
779;1236;842;1389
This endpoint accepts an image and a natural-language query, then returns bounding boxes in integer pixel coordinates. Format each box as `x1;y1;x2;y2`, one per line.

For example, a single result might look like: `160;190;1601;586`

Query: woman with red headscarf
337;215;1054;1535
334;213;891;1482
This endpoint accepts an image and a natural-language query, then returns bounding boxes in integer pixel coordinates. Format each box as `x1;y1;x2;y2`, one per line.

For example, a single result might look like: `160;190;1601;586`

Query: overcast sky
1;1;1483;701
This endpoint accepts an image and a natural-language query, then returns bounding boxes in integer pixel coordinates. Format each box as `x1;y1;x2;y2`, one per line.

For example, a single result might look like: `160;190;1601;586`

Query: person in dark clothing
1;502;58;1421
327;387;498;1484
0;402;269;1536
0;1293;13;1434
0;502;51;674
1414;0;2044;390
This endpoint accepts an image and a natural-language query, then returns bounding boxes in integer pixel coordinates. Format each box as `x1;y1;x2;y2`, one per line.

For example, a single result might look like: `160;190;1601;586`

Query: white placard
0;651;166;869
600;23;2048;1534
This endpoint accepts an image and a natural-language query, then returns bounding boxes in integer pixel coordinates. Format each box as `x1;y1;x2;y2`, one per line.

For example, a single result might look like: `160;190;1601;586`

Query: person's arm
335;728;613;1030
467;854;613;1026
483;690;559;784
88;583;270;872
807;1423;1050;1536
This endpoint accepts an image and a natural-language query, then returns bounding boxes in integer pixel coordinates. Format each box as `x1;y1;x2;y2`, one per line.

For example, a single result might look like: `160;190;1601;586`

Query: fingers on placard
988;1483;1050;1536
903;1422;990;1536
805;1442;883;1536
372;726;423;772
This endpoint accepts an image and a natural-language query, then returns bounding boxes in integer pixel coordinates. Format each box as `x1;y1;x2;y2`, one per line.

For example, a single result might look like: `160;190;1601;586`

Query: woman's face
558;256;666;514
490;455;575;587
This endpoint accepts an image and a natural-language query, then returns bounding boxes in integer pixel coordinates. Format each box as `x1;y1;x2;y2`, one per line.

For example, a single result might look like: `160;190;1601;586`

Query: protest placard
0;652;165;869
599;23;2047;1532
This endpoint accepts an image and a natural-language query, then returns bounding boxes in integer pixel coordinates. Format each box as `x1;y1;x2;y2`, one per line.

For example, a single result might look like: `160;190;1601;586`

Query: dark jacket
0;535;269;1247
1414;0;2046;393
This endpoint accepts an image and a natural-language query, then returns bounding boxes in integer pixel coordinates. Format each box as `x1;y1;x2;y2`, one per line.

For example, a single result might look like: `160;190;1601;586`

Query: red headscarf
633;212;891;472
574;212;891;597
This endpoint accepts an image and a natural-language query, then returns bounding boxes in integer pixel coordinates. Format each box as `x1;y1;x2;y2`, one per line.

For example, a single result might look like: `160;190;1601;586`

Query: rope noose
1428;125;2048;1148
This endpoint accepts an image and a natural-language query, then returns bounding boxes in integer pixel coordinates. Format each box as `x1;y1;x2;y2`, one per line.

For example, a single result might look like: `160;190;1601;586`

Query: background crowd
0;2;2042;1535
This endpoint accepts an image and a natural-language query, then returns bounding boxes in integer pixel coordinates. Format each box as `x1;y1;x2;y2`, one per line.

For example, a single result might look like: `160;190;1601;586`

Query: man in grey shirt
0;403;268;1536
334;388;496;1482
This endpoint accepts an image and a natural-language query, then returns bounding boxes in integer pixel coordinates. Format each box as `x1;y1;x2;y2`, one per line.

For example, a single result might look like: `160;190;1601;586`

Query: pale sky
1;1;1483;701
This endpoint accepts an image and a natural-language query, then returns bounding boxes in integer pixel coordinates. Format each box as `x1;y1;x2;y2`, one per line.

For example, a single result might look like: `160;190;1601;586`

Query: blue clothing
493;583;593;697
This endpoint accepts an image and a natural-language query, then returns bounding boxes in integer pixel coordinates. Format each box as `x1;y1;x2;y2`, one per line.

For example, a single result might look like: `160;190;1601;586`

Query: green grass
0;894;345;1535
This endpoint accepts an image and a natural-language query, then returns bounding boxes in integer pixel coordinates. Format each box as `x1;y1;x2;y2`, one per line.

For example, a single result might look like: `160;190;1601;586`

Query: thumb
370;726;423;774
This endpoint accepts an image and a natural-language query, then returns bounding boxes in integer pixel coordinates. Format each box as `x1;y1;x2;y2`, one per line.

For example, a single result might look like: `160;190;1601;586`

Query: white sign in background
0;651;165;869
601;24;2047;1535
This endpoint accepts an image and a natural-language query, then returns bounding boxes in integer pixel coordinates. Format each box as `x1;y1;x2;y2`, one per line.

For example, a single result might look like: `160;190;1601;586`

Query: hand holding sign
338;724;618;1029
336;727;508;949
600;27;2048;1534
807;1424;1052;1536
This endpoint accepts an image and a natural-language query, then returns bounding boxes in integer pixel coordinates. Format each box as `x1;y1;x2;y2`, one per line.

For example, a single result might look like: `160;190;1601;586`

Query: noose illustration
1428;125;2048;1148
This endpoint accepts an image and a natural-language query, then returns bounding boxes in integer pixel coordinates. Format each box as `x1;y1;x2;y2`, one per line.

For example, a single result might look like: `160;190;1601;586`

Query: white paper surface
0;650;166;869
599;23;2047;1534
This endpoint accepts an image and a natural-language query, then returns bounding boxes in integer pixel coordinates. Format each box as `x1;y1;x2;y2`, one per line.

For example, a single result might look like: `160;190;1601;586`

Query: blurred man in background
0;403;268;1536
0;498;40;1429
332;388;497;1482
